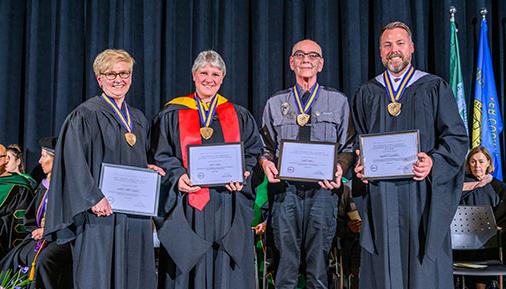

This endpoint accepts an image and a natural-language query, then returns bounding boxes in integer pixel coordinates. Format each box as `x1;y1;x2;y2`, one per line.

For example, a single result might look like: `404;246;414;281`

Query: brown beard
382;56;410;74
388;60;409;74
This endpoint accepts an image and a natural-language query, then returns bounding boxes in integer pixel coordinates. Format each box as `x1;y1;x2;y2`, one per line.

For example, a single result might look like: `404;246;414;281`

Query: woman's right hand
177;174;201;193
91;197;113;216
463;174;494;191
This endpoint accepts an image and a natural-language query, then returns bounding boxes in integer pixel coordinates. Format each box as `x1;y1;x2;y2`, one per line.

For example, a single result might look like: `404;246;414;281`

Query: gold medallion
125;132;137;146
200;127;214;139
296;113;310;126
387;102;402;117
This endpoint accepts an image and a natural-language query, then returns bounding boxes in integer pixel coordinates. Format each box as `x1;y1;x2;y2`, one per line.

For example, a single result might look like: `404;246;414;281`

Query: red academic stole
176;94;240;210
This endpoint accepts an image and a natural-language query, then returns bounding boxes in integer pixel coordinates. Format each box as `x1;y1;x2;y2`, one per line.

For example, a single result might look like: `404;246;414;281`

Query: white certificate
359;130;420;180
188;143;245;186
277;140;337;182
99;163;161;216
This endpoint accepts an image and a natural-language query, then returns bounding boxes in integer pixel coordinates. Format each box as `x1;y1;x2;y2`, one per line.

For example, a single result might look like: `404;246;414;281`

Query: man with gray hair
352;21;468;289
151;50;263;289
259;39;354;288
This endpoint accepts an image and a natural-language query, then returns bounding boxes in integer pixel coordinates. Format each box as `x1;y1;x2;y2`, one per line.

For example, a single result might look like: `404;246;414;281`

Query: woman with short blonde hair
44;48;162;289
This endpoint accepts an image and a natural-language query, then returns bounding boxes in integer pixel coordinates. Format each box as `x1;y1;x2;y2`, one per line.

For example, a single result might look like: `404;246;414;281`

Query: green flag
449;13;469;132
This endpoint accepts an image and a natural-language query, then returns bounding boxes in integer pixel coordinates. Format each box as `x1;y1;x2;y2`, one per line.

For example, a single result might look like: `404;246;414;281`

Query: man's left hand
319;164;343;190
413;152;433;181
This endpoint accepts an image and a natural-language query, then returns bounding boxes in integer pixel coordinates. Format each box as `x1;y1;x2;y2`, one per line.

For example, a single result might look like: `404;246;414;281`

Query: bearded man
351;21;468;289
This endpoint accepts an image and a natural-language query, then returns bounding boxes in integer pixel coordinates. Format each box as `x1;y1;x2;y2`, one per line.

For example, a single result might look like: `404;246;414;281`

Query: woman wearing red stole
151;50;263;289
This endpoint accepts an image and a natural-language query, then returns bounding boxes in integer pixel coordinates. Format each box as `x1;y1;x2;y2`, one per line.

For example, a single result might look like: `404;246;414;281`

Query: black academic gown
461;175;501;207
483;178;506;227
150;99;263;289
1;181;72;289
351;73;468;289
44;96;156;289
0;174;35;259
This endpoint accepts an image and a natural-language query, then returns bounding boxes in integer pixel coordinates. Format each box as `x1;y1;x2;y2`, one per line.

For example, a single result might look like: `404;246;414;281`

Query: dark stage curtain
0;0;505;177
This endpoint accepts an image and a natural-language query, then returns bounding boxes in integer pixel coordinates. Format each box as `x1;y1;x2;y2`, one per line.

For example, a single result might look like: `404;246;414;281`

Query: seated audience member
461;146;502;207
5;145;24;175
5;144;37;188
0;137;72;289
459;146;505;289
0;145;36;258
462;147;506;228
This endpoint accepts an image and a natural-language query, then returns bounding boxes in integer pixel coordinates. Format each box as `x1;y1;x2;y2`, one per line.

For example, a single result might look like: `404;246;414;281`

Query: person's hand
260;159;281;183
478;174;493;184
225;171;250;192
31;228;44;240
147;164;166;176
91;197;113;217
319;164;343;189
472;174;493;189
347;220;362;233
413;152;433;181
177;174;201;193
253;221;267;235
354;150;368;184
463;182;477;191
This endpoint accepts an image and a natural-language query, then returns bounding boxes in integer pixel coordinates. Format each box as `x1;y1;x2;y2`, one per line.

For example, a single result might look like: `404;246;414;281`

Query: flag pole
449;6;456;19
480;8;488;19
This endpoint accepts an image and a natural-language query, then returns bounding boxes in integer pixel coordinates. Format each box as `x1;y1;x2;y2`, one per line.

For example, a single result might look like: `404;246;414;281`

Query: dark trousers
270;184;339;289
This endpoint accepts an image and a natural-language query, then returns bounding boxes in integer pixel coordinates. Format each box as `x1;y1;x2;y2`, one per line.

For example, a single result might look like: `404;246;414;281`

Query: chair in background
451;205;506;289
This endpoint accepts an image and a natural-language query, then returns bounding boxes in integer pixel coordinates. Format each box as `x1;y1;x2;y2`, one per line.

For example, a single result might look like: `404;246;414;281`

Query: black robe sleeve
149;108;187;216
22;184;46;232
236;105;263;199
0;184;34;257
44;109;105;242
424;80;468;260
491;179;506;226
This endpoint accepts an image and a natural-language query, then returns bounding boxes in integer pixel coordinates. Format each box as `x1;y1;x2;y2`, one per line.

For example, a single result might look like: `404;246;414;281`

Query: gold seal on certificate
387;102;401;117
188;142;245;186
359;130;420;180
277;140;337;182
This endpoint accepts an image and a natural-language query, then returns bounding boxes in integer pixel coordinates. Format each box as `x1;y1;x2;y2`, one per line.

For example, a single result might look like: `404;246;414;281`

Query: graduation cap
39;137;57;155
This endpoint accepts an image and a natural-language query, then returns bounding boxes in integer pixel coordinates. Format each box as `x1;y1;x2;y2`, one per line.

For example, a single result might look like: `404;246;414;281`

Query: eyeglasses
102;71;131;80
292;51;322;61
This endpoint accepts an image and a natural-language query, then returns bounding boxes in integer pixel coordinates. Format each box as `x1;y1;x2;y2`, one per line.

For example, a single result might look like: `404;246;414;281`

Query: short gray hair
191;50;226;76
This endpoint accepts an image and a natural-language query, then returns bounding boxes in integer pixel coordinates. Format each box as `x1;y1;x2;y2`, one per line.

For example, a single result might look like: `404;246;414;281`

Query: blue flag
472;17;503;180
